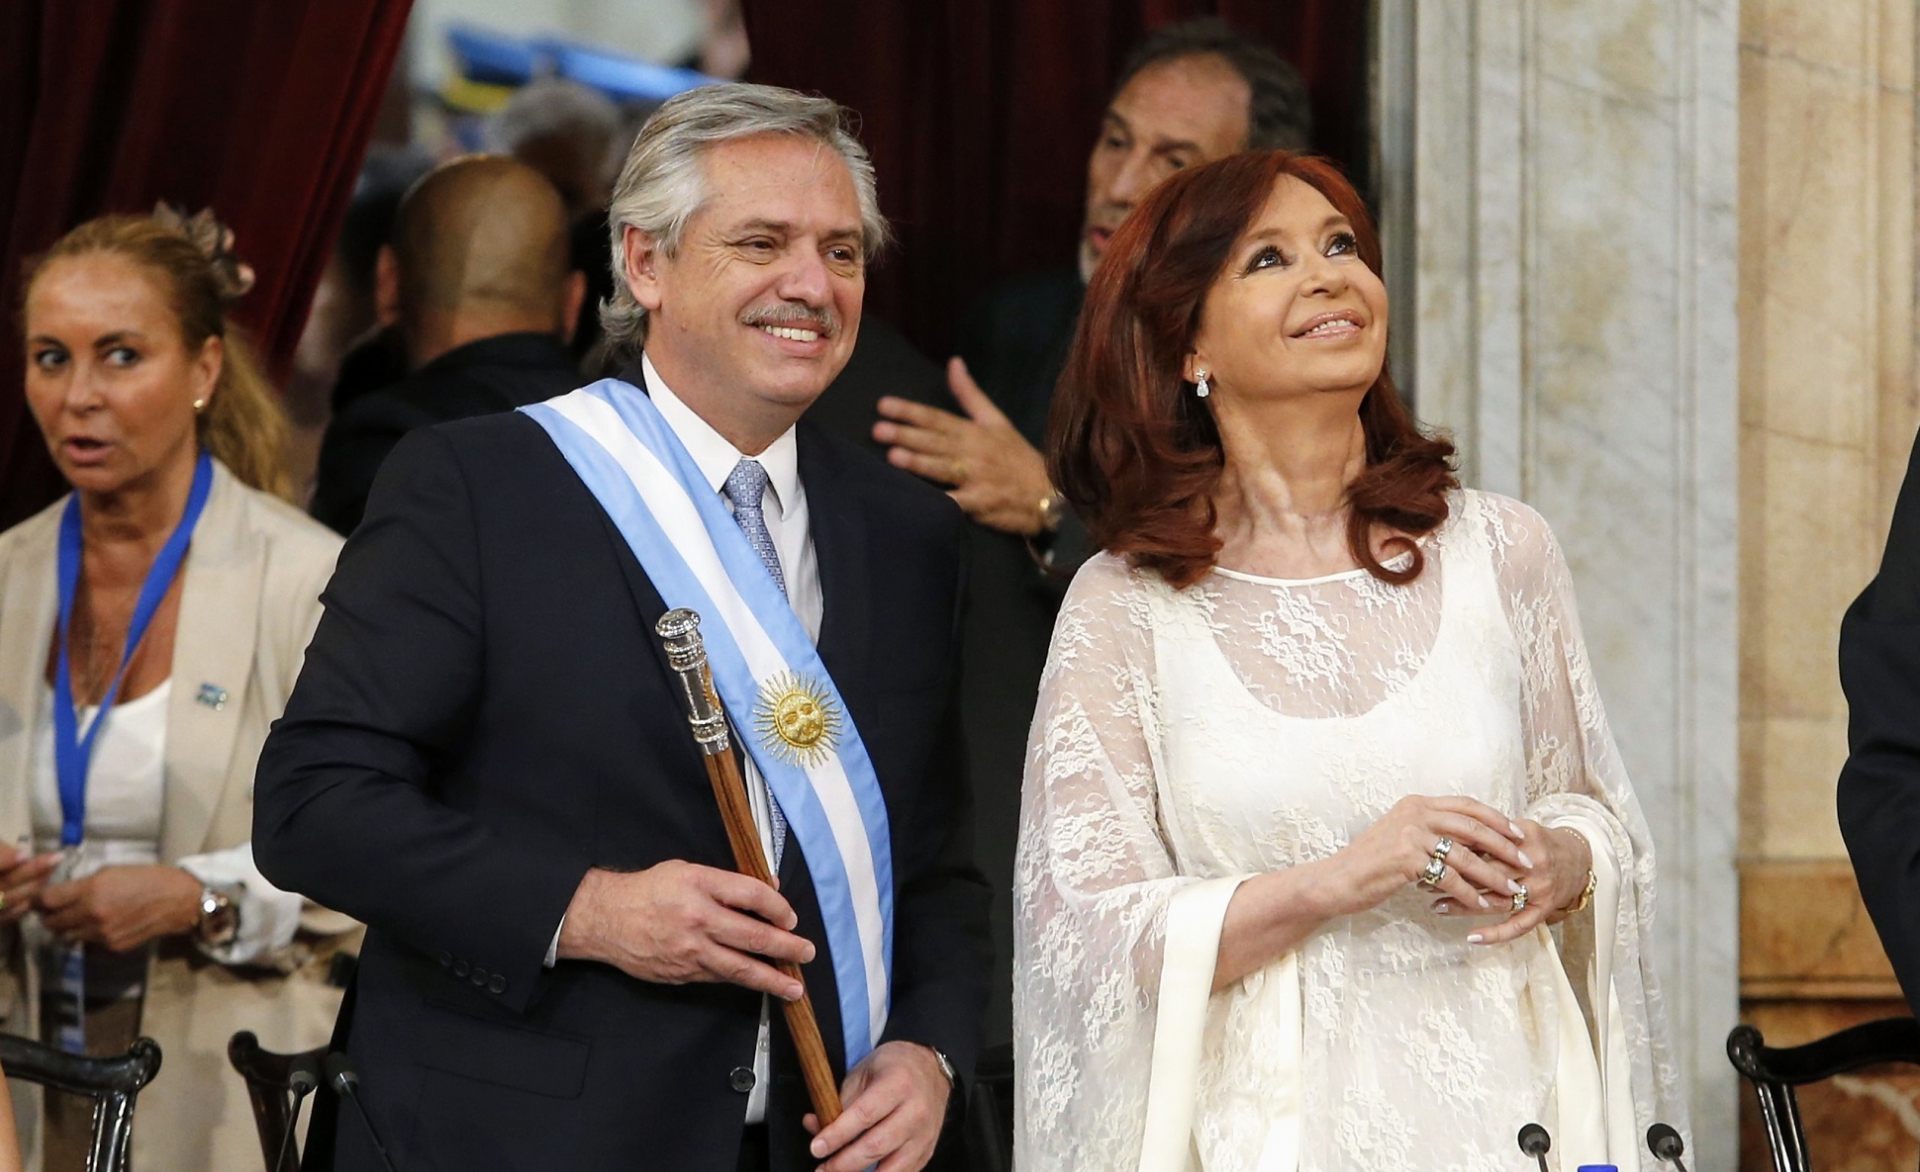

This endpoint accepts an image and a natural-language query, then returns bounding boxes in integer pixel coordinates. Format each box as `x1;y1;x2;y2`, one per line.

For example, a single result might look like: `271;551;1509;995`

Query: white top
30;680;305;965
1014;490;1685;1170
644;354;823;1122
31;682;170;865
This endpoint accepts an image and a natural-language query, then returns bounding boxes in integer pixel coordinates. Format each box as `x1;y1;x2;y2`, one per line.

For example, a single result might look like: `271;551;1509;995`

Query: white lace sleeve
1013;555;1225;1170
1482;494;1688;1143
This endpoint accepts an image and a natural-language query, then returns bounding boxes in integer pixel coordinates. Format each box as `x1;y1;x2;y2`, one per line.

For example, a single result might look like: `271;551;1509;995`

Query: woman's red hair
1048;151;1457;589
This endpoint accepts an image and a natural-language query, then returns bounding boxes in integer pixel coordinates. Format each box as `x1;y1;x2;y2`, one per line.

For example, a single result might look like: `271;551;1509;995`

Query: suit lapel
799;426;871;701
161;467;262;861
0;506;62;845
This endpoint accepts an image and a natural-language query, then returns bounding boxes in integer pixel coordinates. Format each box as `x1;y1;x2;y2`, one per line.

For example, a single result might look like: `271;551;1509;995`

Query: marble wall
1406;0;1742;1165
1739;0;1915;862
1733;1;1920;1167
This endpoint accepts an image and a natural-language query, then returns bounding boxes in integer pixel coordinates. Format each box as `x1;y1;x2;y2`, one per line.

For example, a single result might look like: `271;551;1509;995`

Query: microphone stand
274;1055;319;1172
326;1053;401;1172
1516;1122;1552;1172
1647;1122;1691;1172
658;609;844;1126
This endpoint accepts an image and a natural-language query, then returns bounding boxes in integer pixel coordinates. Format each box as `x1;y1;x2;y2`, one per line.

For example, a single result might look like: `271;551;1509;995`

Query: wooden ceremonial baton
656;608;844;1126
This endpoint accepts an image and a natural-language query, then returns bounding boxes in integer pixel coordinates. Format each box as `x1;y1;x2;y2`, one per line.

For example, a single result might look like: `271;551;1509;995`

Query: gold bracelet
1570;869;1597;913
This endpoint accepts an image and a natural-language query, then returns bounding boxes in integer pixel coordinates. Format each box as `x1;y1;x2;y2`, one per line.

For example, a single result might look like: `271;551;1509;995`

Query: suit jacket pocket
416;995;593;1098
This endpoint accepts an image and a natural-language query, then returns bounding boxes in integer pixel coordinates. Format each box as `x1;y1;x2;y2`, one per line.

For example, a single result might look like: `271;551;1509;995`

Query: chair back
1728;1017;1920;1172
0;1034;161;1172
227;1030;329;1172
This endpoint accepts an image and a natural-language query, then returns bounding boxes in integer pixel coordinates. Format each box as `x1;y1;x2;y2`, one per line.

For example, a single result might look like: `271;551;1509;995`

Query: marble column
1399;0;1741;1164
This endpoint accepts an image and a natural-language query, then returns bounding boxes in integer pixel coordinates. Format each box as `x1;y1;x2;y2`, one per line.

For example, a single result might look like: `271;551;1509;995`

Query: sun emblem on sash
754;672;841;767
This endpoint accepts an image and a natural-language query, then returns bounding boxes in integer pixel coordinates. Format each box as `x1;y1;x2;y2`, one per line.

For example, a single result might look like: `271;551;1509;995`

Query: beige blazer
0;460;355;1171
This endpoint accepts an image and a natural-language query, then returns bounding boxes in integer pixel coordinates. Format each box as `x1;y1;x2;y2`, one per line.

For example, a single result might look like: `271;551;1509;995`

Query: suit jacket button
452;960;470;978
438;951;452;968
728;1067;756;1093
488;974;507;995
470;966;488;986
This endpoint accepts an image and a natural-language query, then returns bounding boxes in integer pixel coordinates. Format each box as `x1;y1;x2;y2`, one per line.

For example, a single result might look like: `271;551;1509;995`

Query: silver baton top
656;608;732;756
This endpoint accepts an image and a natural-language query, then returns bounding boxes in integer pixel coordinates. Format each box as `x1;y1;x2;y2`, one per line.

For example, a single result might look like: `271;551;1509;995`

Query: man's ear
374;246;401;328
622;225;666;313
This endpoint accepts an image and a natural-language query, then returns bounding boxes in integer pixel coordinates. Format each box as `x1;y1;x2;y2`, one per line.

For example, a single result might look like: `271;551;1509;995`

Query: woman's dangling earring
1195;370;1211;399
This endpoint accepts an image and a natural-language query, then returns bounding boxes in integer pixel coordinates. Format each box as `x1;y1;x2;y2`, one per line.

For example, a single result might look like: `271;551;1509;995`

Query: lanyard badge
48;451;212;1051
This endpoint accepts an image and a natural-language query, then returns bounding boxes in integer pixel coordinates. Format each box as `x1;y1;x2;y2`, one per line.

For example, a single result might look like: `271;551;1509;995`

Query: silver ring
1431;836;1454;863
1418;855;1447;887
1511;881;1530;912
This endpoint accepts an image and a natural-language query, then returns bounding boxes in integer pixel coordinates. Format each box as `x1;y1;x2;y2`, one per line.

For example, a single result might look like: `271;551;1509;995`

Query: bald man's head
383;156;581;362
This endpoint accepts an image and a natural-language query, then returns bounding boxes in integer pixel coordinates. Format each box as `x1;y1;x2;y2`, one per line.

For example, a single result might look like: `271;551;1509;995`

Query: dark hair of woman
1048;149;1457;590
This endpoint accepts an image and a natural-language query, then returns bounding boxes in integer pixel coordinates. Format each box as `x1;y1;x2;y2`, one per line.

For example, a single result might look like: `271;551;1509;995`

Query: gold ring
1431;837;1454;863
950;459;969;487
1511;882;1529;912
1418;855;1447;888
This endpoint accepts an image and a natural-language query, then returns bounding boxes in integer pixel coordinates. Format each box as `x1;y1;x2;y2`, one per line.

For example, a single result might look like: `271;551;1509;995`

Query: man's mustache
741;302;841;338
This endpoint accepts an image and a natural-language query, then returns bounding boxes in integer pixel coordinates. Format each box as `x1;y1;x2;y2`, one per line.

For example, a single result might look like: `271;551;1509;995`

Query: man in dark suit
1840;433;1920;1008
308;155;587;534
255;84;988;1172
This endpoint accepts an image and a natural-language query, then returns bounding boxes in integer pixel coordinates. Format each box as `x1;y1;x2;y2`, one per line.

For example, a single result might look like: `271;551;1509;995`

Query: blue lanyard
52;451;213;847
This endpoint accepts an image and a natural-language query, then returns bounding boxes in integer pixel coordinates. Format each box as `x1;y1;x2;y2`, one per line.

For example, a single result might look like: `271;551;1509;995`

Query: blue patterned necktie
722;458;789;868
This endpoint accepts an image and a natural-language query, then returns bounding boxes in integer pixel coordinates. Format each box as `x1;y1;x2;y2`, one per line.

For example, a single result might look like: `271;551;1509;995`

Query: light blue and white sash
522;379;892;1066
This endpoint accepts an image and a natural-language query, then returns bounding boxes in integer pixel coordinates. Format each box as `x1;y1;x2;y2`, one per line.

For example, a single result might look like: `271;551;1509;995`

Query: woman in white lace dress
1015;151;1684;1172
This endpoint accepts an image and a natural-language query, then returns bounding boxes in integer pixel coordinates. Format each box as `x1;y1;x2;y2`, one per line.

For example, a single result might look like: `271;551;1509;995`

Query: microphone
325;1052;401;1172
1647;1122;1691;1172
272;1054;320;1172
1516;1122;1551;1172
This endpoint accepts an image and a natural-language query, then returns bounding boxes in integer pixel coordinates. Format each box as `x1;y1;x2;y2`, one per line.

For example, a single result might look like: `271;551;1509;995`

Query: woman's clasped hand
1323;794;1593;945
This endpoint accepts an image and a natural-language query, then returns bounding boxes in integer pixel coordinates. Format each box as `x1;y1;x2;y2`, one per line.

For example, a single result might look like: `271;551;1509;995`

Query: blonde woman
1;211;355;1170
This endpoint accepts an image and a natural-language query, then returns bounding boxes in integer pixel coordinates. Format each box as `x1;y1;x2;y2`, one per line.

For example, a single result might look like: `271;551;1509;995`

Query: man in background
1841;432;1920;1014
487;78;631;366
309;155;586;534
856;18;1314;1056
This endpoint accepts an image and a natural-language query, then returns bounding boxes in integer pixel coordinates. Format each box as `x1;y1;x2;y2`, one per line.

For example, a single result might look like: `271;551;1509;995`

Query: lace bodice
1013;490;1683;1171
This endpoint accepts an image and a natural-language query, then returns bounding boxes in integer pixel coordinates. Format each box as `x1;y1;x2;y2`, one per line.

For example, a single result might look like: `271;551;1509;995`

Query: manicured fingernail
811;1140;825;1157
1434;903;1450;915
1518;851;1534;869
1476;895;1490;909
1507;879;1523;895
1467;933;1484;944
1509;821;1524;839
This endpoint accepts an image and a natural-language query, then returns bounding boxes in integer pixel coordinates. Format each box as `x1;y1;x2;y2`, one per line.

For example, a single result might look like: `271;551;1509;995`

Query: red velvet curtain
740;0;1368;358
0;0;413;527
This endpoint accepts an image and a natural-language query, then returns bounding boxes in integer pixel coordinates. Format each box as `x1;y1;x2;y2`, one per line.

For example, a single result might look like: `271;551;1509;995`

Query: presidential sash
521;380;892;1067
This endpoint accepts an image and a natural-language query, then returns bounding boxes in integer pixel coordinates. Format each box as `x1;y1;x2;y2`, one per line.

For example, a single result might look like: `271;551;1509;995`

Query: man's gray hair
600;83;890;353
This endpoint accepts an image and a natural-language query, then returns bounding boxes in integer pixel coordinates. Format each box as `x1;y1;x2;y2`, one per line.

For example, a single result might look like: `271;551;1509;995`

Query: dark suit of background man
255;84;988;1172
812;18;1313;1056
308;155;588;534
1840;432;1920;1009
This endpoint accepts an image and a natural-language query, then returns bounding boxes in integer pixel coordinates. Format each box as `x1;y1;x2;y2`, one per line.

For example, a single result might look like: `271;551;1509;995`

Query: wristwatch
196;883;241;949
1036;489;1067;535
929;1045;958;1088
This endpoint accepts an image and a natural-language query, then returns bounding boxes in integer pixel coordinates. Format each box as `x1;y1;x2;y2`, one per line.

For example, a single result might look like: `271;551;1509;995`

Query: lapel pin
196;683;229;711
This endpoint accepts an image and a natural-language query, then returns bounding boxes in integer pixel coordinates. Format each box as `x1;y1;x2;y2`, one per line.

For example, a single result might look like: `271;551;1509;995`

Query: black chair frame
1728;1017;1920;1172
0;1033;161;1172
228;1030;329;1172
